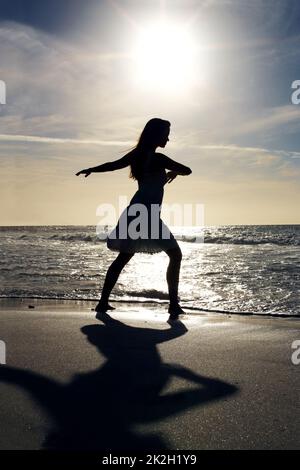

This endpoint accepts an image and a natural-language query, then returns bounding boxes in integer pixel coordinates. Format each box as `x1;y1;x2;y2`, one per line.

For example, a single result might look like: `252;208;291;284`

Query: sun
131;20;197;93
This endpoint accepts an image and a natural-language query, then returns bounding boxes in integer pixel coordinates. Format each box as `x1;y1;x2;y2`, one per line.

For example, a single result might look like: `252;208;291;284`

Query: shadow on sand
0;312;237;449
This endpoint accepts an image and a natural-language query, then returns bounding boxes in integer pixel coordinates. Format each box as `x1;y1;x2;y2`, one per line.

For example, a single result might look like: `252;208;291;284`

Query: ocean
0;225;299;316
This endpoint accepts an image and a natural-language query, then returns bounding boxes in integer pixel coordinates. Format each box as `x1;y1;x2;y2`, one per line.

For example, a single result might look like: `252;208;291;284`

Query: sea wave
0;294;299;318
11;232;300;246
14;233;105;243
191;235;300;246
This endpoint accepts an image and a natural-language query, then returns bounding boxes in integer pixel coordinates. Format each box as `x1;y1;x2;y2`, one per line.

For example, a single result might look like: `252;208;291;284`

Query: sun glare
132;20;198;93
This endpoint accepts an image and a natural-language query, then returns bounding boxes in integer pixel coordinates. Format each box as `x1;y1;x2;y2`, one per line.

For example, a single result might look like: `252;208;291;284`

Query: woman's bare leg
96;252;134;311
165;247;185;316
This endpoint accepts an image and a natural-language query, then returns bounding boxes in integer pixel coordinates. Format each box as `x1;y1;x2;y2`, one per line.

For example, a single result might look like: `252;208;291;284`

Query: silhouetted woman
76;118;192;320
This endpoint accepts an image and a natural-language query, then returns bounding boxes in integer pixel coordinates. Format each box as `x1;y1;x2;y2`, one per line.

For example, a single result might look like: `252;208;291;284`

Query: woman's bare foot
94;301;115;321
94;300;115;313
168;303;185;320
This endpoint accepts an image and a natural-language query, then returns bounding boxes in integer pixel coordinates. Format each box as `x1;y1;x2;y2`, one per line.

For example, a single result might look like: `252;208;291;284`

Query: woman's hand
166;170;178;184
76;168;91;177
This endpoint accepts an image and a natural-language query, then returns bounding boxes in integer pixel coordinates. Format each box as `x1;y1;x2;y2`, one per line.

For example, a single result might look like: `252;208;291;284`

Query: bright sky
0;0;300;225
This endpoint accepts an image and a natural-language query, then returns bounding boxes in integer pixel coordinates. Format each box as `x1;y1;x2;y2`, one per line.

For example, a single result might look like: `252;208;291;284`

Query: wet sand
0;298;299;450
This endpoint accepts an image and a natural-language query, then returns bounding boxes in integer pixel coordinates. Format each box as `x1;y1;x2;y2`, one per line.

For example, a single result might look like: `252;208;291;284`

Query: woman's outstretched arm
76;151;134;177
158;153;192;175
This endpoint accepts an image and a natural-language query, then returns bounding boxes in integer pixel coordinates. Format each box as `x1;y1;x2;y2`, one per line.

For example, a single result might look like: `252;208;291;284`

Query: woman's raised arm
158;153;192;175
76;151;134;177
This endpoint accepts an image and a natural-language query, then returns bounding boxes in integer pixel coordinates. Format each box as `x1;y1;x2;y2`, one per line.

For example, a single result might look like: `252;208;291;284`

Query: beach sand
0;298;299;450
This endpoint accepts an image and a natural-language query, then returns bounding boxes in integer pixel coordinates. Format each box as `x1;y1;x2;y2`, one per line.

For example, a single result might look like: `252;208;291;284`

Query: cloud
232;105;300;136
0;21;135;140
0;133;132;146
1;14;300;224
198;143;300;159
169;142;300;182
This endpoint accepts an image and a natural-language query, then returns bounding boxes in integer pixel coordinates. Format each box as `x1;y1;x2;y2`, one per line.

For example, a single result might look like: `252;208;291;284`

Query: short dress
107;165;179;254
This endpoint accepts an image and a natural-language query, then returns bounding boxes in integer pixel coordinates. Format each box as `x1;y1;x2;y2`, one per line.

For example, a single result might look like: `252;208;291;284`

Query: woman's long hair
129;118;170;181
